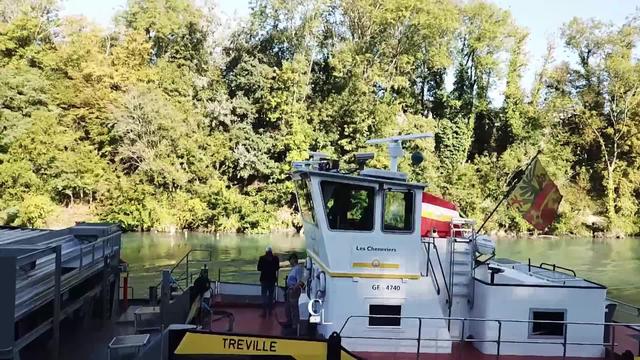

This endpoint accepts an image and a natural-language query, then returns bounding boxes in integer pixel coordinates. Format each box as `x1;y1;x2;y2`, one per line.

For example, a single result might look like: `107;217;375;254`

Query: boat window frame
528;308;567;339
381;187;415;234
319;180;376;233
294;176;316;225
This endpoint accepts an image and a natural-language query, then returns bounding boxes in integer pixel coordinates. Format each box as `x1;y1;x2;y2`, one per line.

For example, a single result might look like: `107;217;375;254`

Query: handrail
608;297;640;314
216;268;288;286
155;249;212;290
539;262;577;277
119;285;134;299
474;253;495;270
216;254;308;286
422;238;450;306
432;241;451;306
428;255;440;295
339;314;502;360
338;314;640;359
607;297;640;322
423;240;431;277
170;249;212;275
608;297;640;310
422;237;453;331
448;239;454;311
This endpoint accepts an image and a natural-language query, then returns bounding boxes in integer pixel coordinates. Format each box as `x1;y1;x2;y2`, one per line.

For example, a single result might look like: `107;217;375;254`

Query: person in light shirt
284;253;305;331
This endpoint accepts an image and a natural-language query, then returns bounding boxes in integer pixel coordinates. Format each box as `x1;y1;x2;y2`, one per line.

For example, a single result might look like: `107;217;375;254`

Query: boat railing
421;238;451;308
155;249;212;292
428;257;441;295
607;298;640;325
216;268;292;287
539;262;577;277
338;314;640;360
119;285;134;300
215;254;309;289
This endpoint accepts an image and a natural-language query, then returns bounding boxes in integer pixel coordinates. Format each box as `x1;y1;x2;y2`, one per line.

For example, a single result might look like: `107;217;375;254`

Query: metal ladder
448;219;476;307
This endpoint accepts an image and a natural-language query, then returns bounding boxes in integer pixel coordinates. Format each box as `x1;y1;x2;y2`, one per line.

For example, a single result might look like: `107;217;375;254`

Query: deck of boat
211;303;640;360
16;301;640;359
210;303;288;337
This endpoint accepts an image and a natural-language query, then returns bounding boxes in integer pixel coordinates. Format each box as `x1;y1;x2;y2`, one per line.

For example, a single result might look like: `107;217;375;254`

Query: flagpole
476;150;542;235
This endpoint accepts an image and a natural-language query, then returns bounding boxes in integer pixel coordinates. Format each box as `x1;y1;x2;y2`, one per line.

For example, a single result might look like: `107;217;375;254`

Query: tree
1;0;639;235
451;1;520;158
554;16;640;232
496;28;528;153
117;0;208;72
112;86;193;191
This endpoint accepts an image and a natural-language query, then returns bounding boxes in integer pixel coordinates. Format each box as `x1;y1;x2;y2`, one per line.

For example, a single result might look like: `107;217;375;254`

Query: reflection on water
121;232;640;304
121;232;305;298
495;236;640;304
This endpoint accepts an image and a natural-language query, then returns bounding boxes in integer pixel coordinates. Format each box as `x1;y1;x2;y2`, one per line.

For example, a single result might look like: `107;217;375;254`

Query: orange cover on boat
421;193;459;238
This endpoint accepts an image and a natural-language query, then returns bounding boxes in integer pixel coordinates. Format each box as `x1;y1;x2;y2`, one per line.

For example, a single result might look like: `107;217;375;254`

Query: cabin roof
292;169;426;190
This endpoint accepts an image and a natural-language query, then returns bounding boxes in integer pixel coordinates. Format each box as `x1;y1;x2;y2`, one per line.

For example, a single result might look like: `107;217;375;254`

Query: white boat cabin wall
292;169;452;354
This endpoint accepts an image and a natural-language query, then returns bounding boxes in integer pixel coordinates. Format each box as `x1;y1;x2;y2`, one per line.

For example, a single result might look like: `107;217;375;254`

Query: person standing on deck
190;267;212;327
257;246;279;318
285;253;305;332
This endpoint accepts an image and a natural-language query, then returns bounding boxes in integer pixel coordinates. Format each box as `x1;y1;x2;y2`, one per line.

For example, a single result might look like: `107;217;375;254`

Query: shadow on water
121;232;640;304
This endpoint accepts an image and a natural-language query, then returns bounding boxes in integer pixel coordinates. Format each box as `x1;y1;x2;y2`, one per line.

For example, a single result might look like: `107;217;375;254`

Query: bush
96;178;158;231
172;192;210;230
13;194;55;228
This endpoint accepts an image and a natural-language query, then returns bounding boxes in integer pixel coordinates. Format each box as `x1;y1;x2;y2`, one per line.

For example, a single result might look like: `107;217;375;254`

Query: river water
120;232;640;305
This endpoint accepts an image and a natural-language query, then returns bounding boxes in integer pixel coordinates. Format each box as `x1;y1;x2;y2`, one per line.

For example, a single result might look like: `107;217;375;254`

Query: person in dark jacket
190;267;212;327
257;246;279;317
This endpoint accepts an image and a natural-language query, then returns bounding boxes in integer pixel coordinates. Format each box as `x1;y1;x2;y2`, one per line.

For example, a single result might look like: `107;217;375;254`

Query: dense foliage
1;0;639;235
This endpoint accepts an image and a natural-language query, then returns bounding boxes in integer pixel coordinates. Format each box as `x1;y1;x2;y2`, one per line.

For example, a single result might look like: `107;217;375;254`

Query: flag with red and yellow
506;158;562;231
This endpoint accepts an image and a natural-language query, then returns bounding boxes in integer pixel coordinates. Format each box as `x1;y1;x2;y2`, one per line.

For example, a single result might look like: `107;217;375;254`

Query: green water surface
120;233;640;305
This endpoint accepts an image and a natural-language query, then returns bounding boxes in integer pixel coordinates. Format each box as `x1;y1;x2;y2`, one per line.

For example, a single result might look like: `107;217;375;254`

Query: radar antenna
292;151;337;171
366;133;433;172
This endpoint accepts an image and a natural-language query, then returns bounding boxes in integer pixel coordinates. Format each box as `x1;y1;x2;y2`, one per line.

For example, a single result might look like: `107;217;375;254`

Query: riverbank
489;231;628;240
39;203;632;239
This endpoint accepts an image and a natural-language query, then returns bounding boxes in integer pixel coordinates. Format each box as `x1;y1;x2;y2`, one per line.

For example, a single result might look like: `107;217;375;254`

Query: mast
366;133;433;172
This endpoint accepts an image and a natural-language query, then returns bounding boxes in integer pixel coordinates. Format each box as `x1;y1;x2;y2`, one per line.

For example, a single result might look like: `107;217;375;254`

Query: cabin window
321;181;374;231
529;309;566;338
383;190;414;232
369;305;401;327
295;179;316;224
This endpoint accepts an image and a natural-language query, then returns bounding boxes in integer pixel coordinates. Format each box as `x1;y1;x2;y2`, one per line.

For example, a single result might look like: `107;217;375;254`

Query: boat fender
316;271;326;299
475;235;495;255
304;258;314;297
304;258;313;281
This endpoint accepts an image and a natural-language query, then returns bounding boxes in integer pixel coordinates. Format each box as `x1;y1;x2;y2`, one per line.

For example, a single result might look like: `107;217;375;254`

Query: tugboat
288;133;622;358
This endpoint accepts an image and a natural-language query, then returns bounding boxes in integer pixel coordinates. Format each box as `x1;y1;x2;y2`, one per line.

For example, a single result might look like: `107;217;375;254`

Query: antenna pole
366;133;433;172
388;141;403;172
